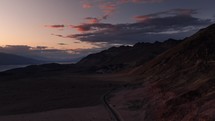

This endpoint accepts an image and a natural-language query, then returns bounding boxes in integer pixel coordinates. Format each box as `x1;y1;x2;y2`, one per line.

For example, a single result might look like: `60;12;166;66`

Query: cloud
134;9;197;22
84;15;112;24
45;25;65;29
45;0;167;30
36;46;48;50
85;17;100;23
0;45;95;62
51;34;66;38
2;45;32;52
82;3;93;9
57;9;211;44
58;43;67;45
81;0;166;21
118;0;165;3
99;2;117;16
70;23;114;32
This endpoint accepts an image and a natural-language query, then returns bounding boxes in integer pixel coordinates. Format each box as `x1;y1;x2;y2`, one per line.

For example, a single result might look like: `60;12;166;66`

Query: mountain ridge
77;38;182;73
0;52;42;65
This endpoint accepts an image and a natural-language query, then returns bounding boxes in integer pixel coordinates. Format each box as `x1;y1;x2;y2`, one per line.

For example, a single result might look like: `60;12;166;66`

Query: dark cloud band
54;9;212;44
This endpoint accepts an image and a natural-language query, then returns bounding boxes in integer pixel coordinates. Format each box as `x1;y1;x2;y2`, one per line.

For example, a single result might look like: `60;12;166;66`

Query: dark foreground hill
0;52;41;65
108;24;215;121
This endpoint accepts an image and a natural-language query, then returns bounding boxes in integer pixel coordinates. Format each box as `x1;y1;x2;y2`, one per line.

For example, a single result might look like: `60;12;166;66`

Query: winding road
102;89;124;121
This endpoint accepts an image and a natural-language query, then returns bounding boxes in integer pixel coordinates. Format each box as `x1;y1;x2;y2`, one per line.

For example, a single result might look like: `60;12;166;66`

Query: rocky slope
109;24;215;121
78;39;181;73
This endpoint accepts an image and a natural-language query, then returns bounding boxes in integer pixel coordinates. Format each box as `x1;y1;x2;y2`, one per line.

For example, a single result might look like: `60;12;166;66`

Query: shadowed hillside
78;39;181;73
109;24;215;121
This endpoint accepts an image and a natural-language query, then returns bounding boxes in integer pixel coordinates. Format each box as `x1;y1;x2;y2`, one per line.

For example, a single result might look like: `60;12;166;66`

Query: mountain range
78;38;181;73
0;24;214;121
0;52;41;65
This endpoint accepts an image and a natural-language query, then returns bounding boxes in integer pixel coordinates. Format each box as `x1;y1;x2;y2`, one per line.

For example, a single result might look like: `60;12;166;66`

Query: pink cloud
100;2;116;14
70;25;90;32
99;2;117;19
134;15;151;22
82;3;93;9
85;17;100;24
118;0;165;4
81;0;166;22
69;23;115;33
134;9;197;22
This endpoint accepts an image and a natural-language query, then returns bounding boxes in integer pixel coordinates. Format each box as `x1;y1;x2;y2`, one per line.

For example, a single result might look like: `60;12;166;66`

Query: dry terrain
0;105;112;121
0;70;123;120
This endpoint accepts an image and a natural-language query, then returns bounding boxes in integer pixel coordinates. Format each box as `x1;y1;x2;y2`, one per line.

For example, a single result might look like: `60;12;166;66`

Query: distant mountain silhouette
0;52;42;65
78;39;181;73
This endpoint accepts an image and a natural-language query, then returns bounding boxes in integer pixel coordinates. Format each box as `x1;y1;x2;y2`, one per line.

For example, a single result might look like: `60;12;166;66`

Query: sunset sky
0;0;214;61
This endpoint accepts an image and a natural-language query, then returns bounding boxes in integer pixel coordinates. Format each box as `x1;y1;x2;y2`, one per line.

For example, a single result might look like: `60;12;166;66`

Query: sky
0;0;214;61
